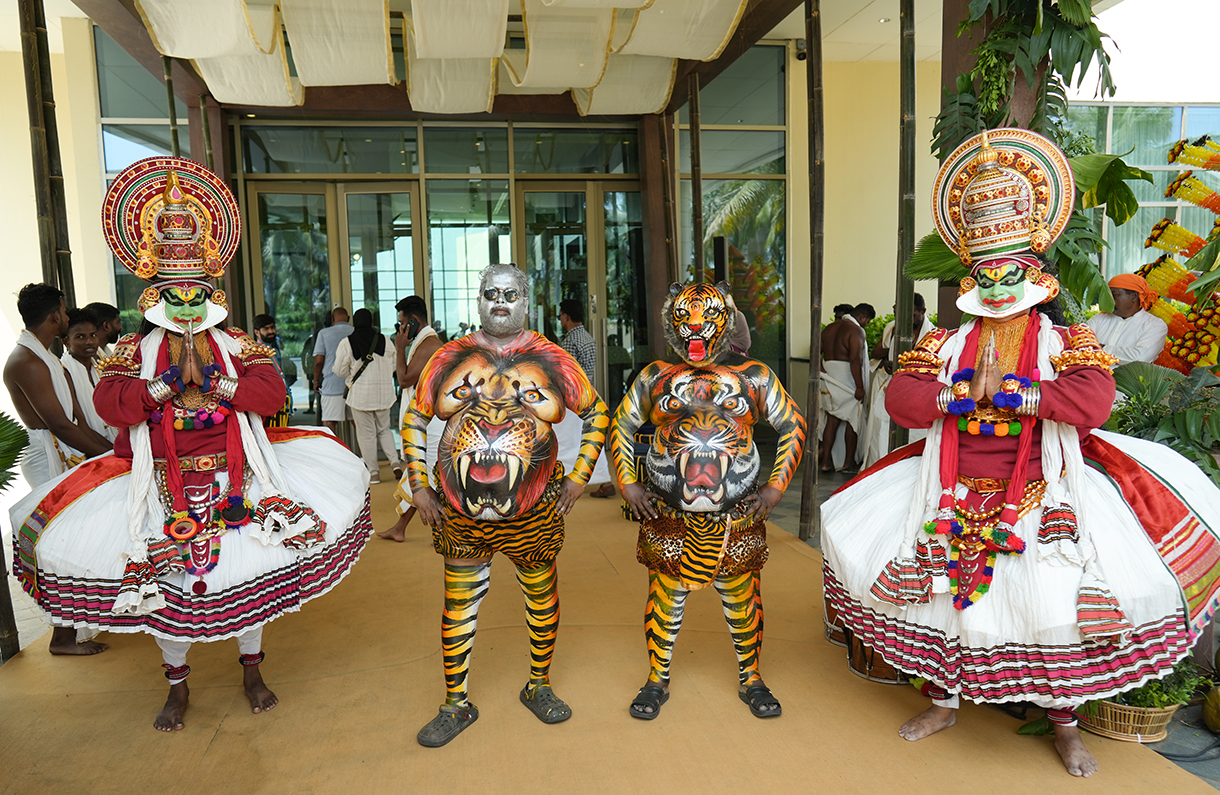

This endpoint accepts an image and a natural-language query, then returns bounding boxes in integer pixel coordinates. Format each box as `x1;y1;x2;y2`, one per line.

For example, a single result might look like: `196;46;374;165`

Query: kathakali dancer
10;156;372;731
610;282;807;721
822;129;1220;777
406;263;609;747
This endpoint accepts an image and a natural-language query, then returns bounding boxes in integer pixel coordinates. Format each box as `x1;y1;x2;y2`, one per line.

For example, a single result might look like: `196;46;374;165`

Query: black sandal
739;683;782;718
520;684;572;724
630;684;670;720
417;703;479;747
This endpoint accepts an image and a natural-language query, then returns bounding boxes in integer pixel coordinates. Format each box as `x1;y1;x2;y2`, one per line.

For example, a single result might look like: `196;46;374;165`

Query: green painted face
162;286;208;331
975;262;1027;314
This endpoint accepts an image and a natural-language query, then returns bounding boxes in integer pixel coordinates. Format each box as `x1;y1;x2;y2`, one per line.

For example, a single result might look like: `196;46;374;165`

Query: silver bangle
147;378;173;404
1017;385;1041;416
215;374;238;401
936;386;953;414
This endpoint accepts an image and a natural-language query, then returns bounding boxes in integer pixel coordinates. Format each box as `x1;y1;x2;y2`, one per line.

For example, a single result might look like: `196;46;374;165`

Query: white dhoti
554;411;611;485
816;360;868;469
861;367;927;468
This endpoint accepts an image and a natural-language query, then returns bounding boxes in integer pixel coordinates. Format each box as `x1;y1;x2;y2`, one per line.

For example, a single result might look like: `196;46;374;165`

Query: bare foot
154;682;189;731
48;627;108;655
376;508;414;542
1053;724;1098;777
898;705;956;741
243;664;278;714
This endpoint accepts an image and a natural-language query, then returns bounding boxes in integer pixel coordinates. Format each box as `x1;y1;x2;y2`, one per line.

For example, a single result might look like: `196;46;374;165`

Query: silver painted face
479;269;527;337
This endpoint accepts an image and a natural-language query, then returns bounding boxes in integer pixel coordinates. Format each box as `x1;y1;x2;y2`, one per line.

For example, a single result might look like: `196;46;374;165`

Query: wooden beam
71;0;208;104
797;0;824;542
665;0;803;115
640;114;673;363
224;84;636;123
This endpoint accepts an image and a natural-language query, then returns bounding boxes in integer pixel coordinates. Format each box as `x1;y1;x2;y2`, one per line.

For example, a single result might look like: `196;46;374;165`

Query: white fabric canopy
500;0;613;89
410;0;509;58
279;0;395;87
135;0;745;113
572;54;674;115
618;0;748;61
406;23;496;113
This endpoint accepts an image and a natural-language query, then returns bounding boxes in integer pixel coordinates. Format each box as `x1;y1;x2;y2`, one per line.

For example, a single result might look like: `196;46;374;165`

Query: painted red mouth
687;339;707;360
981;295;1017;309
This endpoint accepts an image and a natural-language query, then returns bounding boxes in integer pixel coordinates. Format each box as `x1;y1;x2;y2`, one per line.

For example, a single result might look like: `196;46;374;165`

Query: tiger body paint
410;263;608;746
611;282;806;719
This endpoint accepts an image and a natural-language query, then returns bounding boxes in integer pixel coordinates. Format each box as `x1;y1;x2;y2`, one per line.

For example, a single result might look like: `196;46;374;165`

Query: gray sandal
519;684;572;724
417;703;479;747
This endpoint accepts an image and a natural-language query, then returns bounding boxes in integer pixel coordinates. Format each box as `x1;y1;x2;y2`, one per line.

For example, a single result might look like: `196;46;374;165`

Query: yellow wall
0;18;108;348
786;54;943;401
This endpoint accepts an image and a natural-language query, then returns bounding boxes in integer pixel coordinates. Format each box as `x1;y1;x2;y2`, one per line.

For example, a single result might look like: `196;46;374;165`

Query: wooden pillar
797;0;825;543
688;73;704;283
890;0;917;451
640;114;674;362
19;0;74;303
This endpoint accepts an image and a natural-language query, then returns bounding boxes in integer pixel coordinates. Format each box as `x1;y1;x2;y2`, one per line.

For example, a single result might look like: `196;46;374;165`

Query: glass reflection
347;193;415;337
427;180;512;339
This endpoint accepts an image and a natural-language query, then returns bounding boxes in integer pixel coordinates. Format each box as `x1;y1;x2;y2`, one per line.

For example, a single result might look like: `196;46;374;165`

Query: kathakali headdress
102;156;240;333
932;128;1073;319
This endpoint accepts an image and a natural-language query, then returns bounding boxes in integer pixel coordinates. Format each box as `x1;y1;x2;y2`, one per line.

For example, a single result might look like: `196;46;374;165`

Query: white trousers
351;407;401;478
156;626;264;672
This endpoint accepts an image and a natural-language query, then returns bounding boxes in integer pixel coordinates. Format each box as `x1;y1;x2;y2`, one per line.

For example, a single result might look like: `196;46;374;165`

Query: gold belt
957;475;1010;494
154;453;228;473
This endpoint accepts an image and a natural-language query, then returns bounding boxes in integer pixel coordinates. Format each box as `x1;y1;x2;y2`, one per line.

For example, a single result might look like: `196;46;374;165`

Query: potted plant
0;411;29;663
1079;658;1212;743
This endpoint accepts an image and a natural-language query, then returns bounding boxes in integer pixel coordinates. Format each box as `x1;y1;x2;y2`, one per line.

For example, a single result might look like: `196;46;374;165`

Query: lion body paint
405;330;608;521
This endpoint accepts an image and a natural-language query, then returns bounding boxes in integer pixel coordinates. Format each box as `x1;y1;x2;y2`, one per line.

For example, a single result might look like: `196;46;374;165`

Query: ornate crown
102;156;240;284
933;128;1074;267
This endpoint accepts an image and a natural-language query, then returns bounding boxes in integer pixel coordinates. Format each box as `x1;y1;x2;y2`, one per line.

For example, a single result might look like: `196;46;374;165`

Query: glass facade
243;126;419;174
426;180;512;339
1068;103;1220;277
677;44;788;385
96;27;191;330
346;192;416;336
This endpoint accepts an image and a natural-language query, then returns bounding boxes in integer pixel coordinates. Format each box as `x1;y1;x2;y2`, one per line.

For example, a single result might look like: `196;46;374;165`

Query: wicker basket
1079;700;1180;743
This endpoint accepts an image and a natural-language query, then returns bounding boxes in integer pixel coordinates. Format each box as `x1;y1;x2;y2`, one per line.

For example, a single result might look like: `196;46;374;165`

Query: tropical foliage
1107;361;1220;487
917;0;1145;315
0;412;28;495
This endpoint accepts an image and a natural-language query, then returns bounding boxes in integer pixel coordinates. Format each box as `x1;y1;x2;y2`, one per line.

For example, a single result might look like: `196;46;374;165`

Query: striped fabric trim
824;563;1190;705
15;495;371;643
1077;584;1135;642
869;557;932;606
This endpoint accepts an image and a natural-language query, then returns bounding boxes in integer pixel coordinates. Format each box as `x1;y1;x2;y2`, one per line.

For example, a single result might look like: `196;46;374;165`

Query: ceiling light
246;113;256;118
365;139;373;143
879;17;890;22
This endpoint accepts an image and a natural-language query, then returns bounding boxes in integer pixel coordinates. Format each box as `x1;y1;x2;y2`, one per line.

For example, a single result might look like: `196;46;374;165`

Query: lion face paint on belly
646;367;762;512
432;337;572;520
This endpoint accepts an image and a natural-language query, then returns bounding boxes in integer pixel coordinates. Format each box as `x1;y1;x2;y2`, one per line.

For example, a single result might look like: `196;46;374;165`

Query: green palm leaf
0;412;28;494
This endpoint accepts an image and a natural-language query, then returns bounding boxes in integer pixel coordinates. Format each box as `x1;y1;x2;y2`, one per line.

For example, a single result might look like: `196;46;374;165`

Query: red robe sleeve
886;371;947;429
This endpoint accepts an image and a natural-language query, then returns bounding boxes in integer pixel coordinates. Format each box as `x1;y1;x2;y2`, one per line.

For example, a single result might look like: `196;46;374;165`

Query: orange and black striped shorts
433;463;565;568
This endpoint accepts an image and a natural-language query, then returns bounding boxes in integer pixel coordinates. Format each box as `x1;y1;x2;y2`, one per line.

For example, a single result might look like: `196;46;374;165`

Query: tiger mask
662;282;736;367
434;346;584;521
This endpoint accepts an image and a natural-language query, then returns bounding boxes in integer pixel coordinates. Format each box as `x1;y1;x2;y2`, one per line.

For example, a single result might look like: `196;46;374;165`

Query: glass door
519;186;589;347
337;184;424;337
600;185;645;408
247;182;341;414
516;181;642;404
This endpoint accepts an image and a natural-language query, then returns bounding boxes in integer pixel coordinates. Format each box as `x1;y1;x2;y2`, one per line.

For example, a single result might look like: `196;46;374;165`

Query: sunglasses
482;287;520;303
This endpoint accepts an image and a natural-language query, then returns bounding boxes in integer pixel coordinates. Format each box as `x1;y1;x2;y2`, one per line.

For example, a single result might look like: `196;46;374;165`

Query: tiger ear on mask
669;282;683;298
715;281;735;307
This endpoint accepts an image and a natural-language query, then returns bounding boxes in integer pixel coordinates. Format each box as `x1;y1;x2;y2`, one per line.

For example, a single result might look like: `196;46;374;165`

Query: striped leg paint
516;562;560;689
644;571;690;684
715;572;764;686
442;561;491;707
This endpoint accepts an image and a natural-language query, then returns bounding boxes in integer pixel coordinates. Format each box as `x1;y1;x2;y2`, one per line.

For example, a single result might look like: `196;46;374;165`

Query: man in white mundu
817;303;874;472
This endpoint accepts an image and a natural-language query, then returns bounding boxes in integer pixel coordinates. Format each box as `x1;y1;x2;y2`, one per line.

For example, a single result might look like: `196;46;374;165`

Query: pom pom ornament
1146;218;1209;258
1166;170;1220;215
1168;136;1220;171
